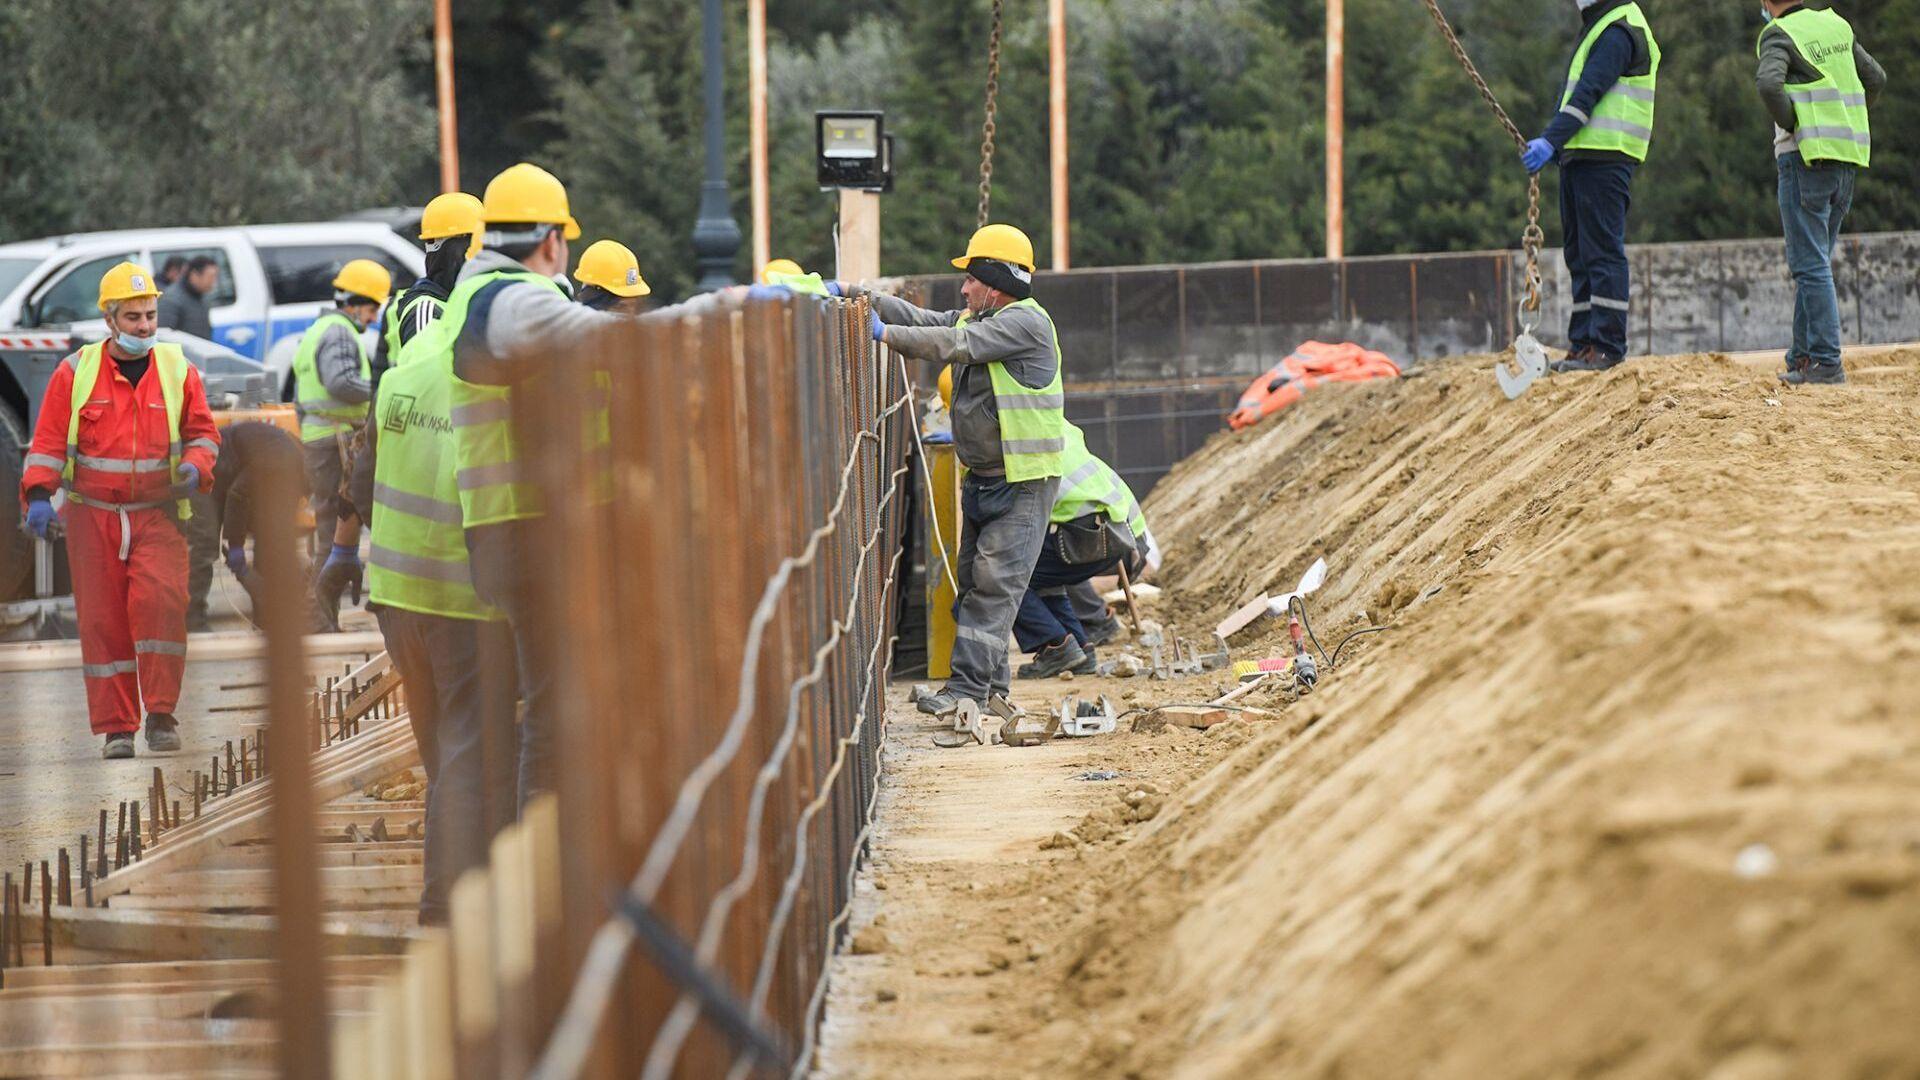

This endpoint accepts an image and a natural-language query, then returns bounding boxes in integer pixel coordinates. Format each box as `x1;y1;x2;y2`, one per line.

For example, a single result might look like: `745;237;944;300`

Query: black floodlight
816;111;889;191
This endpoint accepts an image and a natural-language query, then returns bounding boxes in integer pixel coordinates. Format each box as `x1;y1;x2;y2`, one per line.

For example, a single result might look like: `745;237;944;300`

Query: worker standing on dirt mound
1521;0;1659;374
1757;0;1884;386
376;192;485;373
1014;424;1154;679
18;262;220;759
846;224;1068;716
434;162;622;807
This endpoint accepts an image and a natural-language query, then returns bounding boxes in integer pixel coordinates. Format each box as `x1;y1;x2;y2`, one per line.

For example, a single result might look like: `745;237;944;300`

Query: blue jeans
1777;154;1856;369
1559;160;1637;359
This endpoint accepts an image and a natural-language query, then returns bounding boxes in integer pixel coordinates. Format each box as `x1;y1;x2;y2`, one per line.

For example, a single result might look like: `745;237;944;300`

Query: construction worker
18;262;220;758
376;192;484;373
295;259;390;629
1757;0;1884;386
848;224;1067;716
759;257;832;297
1015;424;1154;678
418;162;620;805
210;420;308;618
353;312;519;926
573;239;653;313
1521;0;1659;374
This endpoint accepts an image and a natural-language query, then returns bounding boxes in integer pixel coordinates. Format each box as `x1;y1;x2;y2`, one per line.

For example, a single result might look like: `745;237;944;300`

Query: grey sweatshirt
869;293;1059;476
312;313;371;406
451;251;624;386
1756;13;1885;159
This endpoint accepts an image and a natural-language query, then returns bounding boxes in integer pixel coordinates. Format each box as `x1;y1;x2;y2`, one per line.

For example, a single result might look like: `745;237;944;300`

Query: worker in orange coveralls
19;261;220;759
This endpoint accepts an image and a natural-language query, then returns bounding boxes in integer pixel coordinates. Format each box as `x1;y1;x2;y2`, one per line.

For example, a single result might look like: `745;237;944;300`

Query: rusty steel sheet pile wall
514;291;911;1078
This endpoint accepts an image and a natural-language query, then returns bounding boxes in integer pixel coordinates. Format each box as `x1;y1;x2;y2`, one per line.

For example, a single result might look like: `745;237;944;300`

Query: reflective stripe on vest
412;270;563;527
1051;424;1146;538
1562;3;1660;162
366;355;498;620
961;297;1067;482
1760;9;1871;167
292;310;371;444
384;291;443;367
63;342;194;520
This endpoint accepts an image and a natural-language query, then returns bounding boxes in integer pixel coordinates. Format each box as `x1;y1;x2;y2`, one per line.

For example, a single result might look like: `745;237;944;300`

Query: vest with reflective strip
1562;3;1659;161
62;342;196;519
767;271;831;297
366;354;498;620
959;297;1067;482
292;310;370;443
1760;9;1871;167
382;290;442;366
1051;424;1145;538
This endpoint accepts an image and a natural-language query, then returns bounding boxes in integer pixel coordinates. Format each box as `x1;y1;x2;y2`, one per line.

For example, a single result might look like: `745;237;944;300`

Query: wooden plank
93;722;420;902
108;885;421;914
0;1038;275;1076
1155;705;1231;729
201;843;423;871
1216;594;1272;640
0;954;401;991
139;865;422;894
21;906;415;960
0;984;380;1033
0;630;384;673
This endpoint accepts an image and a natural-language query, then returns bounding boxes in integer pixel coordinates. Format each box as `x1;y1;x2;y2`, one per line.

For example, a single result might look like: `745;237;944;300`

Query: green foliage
0;0;432;240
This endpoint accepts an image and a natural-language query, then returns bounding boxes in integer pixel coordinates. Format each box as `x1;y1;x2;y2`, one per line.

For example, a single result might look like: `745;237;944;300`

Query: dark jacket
212;421;306;551
157;278;214;340
1756;4;1886;159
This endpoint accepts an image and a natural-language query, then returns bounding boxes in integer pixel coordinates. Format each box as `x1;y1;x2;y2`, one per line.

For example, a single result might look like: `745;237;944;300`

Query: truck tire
0;405;33;601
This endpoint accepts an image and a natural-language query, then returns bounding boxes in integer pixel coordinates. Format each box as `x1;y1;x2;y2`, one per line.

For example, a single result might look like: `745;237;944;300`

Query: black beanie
966;257;1033;301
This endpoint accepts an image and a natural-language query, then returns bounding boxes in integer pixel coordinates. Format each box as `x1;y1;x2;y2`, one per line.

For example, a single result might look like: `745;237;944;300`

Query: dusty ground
815;345;1920;1079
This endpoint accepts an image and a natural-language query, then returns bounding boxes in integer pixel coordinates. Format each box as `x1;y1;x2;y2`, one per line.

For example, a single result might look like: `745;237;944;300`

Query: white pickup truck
0;220;424;400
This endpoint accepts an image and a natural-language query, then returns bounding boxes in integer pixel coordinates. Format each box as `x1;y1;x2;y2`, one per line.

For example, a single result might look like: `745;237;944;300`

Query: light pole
692;0;742;291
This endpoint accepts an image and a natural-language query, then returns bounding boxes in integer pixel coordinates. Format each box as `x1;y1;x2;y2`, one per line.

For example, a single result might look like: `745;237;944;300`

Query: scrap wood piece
0;1037;276;1077
1216;594;1271;640
1155;705;1230;729
20;905;415;961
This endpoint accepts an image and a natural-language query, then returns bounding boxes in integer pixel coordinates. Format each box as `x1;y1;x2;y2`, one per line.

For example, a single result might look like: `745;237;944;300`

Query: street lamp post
692;0;742;291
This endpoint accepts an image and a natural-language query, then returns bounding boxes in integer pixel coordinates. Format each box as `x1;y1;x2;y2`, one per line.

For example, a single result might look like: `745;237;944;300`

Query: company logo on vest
383;395;453;436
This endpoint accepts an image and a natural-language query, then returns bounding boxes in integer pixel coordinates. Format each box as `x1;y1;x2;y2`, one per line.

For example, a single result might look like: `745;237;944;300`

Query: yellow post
924;443;962;679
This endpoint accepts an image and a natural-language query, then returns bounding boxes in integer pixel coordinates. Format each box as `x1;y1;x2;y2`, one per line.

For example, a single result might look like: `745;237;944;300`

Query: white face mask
1577;0;1601;9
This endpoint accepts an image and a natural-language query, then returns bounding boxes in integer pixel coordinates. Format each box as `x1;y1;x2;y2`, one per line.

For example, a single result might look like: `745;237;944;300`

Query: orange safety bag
1228;341;1401;430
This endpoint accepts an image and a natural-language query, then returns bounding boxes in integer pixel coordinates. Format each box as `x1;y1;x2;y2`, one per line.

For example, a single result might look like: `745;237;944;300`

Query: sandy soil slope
817;347;1920;1080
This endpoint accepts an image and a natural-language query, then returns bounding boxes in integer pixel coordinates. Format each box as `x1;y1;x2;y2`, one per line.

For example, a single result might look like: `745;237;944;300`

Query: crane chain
976;0;1003;229
1415;0;1545;323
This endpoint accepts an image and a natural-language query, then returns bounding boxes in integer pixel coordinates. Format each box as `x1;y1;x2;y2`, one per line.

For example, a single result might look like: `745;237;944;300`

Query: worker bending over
211;420;307;618
376;193;485;373
1522;0;1659;374
1013;424;1157;678
849;224;1068;716
573;239;654;314
415;162;621;806
19;263;220;758
293;259;391;627
355;313;519;925
1757;0;1883;386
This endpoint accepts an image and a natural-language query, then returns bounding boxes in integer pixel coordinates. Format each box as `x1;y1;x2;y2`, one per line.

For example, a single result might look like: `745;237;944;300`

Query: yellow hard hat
481;162;582;240
574;240;651;298
97;261;163;311
419;191;484;241
938;364;953;411
332;259;393;306
950;223;1035;272
761;258;803;284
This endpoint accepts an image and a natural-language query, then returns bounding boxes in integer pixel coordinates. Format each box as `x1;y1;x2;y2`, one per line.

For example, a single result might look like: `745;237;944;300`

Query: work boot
1082;618;1122;649
1549;346;1594;374
144;712;182;753
186;609;213;634
916;689;965;716
1780;362;1845;386
1555;347;1624;373
102;733;135;760
1780;353;1811;379
1017;637;1095;679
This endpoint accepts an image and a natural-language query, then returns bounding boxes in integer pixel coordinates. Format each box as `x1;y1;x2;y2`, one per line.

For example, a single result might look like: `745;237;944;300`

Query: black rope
615;890;792;1074
1330;626;1388;668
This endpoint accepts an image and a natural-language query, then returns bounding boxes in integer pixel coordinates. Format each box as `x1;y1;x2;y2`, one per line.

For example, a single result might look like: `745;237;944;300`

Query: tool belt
1052;512;1135;568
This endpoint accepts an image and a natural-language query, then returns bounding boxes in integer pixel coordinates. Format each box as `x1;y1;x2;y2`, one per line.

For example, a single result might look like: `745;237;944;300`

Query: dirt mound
1040;349;1920;1077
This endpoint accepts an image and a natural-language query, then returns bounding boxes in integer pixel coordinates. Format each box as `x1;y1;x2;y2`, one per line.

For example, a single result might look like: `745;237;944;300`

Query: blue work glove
324;543;362;573
225;544;247;576
745;284;792;301
170;461;201;497
1521;137;1555;174
24;498;55;539
923;430;953;445
871;310;886;342
824;281;845;297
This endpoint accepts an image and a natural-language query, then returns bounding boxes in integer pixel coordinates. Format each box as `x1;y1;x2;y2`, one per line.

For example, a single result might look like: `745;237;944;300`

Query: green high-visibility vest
63;342;199;520
767;271;831;297
382;290;443;366
366;354;498;620
956;297;1067;482
292;310;371;444
1562;3;1660;161
1759;8;1871;167
1051;423;1145;539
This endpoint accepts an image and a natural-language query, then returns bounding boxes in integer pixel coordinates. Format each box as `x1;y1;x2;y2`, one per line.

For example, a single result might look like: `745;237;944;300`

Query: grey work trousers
466;519;557;809
375;606;519;925
946;472;1058;701
304;437;345;553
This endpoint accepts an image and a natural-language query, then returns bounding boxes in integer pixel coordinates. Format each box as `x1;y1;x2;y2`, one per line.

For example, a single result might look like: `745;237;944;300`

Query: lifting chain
1415;0;1546;326
976;0;1004;229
